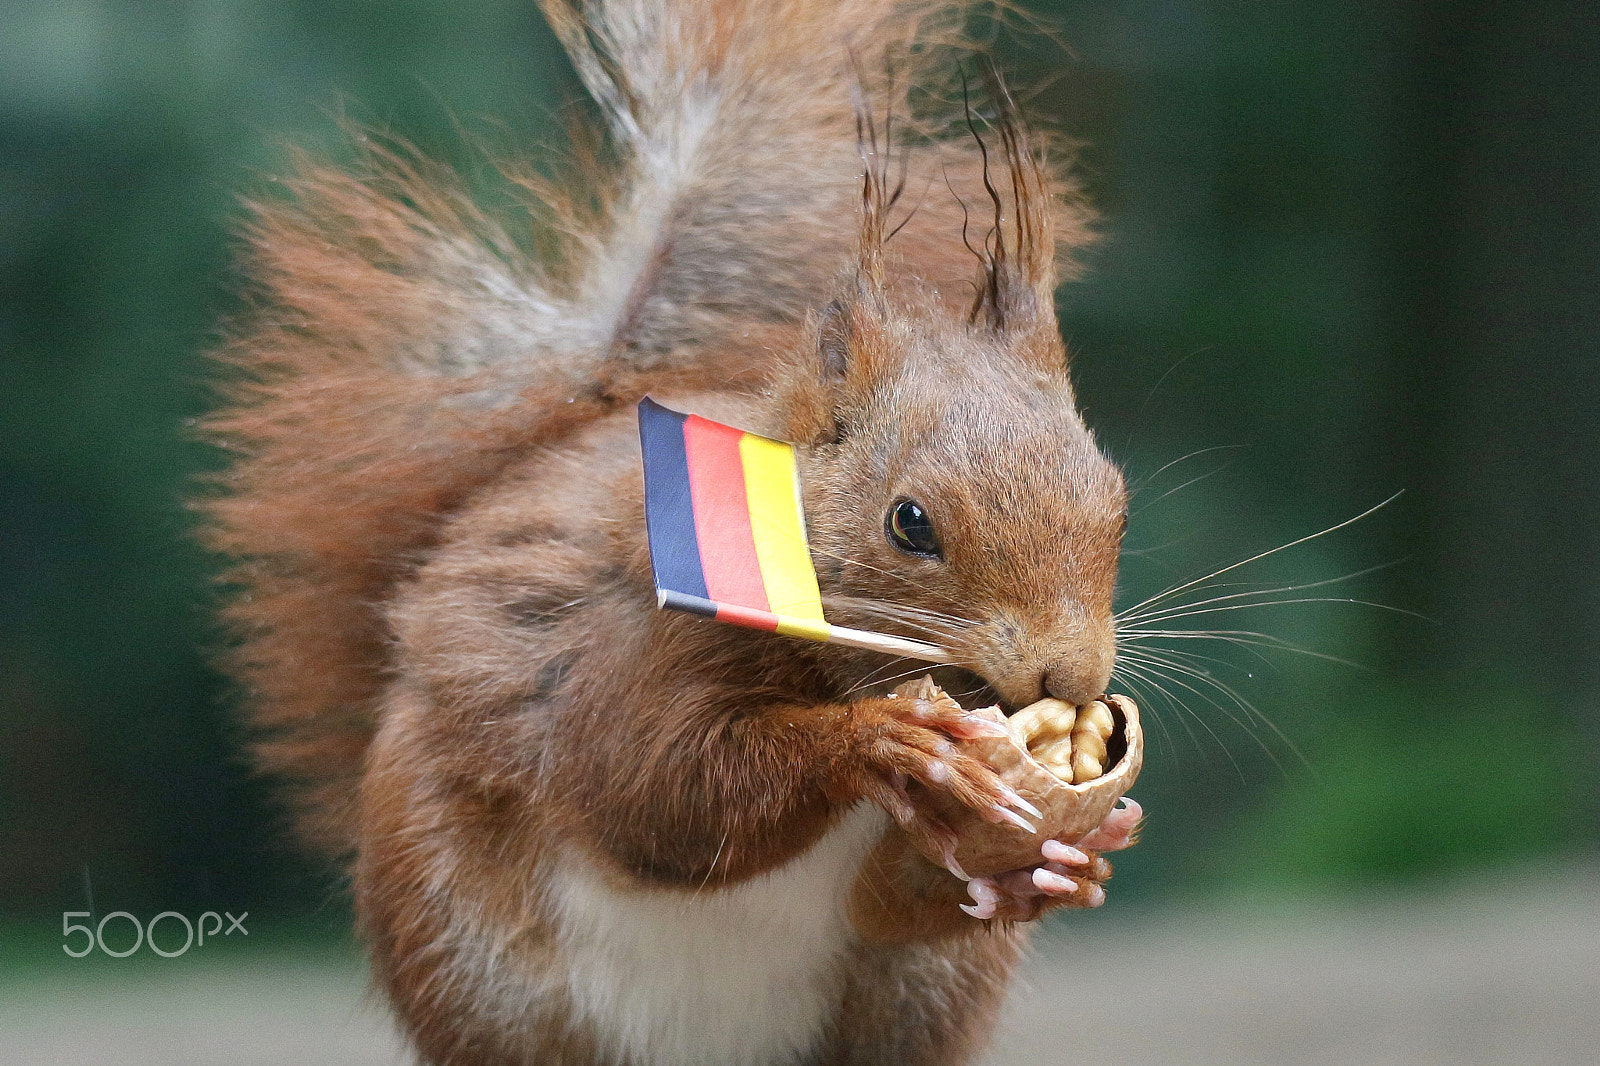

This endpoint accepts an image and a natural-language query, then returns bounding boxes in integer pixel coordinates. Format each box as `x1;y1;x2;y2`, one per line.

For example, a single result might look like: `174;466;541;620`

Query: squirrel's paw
959;798;1143;922
846;693;1038;881
958;842;1111;922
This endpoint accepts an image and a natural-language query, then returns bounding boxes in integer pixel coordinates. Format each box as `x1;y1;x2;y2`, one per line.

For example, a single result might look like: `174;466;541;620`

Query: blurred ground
991;863;1600;1066
0;955;407;1066
4;865;1595;1066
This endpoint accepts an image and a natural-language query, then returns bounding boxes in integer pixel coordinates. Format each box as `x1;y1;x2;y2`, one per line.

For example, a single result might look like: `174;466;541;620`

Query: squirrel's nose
1042;670;1103;708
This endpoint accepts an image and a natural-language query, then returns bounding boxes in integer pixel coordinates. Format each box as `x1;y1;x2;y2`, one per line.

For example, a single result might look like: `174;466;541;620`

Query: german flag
638;398;947;661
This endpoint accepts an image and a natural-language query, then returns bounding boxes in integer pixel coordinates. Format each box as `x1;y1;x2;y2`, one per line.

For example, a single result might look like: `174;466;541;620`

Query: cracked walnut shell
895;677;1144;879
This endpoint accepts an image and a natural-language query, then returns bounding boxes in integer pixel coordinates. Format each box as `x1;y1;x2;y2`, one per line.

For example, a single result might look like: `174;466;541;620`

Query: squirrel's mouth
858;660;1050;719
920;665;1008;714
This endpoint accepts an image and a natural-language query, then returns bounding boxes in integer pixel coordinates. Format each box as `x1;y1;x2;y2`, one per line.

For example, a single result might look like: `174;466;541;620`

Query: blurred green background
3;0;1597;956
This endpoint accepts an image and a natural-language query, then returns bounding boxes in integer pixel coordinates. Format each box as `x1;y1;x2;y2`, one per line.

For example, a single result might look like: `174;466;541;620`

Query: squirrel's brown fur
202;2;1123;1063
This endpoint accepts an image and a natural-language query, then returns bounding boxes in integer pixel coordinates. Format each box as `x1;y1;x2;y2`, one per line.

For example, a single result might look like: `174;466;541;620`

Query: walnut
894;678;1144;879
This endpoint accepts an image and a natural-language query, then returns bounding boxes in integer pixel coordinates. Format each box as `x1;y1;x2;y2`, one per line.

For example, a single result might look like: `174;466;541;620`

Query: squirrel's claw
1075;796;1142;853
985;802;1037;835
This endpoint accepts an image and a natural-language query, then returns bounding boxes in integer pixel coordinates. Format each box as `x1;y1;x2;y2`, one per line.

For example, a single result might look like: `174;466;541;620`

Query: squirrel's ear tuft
809;81;899;392
964;66;1061;351
853;75;898;298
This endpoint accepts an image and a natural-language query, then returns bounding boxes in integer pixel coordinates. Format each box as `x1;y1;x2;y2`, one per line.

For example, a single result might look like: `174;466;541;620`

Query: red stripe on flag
682;415;772;619
714;602;781;632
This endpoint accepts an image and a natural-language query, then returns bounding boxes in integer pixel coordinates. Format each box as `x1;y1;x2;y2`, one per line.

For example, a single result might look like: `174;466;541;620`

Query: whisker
807;544;968;610
1130;462;1233;519
834;596;978;632
1120;531;1204;557
1108;670;1184;776
1119;638;1272;678
1109;505;1407;787
1117;651;1280;769
1119;646;1309;776
1126;444;1248;497
1117;560;1406;625
845;661;945;697
1118;628;1366;670
1117;576;1305;622
831;611;953;642
1114;651;1269;781
1122;596;1425;629
1121;632;1292;679
1116;492;1403;620
1111;657;1235;778
1108;662;1178;765
822;597;974;644
1122;348;1218;449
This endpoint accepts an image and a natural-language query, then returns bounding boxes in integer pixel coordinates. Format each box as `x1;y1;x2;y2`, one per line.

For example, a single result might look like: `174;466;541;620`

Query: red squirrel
203;1;1141;1062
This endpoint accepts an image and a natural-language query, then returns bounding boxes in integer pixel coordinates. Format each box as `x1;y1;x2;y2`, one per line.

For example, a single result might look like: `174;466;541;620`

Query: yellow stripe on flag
738;433;827;632
774;614;834;642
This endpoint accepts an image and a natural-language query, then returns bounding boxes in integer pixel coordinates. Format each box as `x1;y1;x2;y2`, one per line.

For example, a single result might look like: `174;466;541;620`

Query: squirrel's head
779;87;1125;710
785;293;1125;709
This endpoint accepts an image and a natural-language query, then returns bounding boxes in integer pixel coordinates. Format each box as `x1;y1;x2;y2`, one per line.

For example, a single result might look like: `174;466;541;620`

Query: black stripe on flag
638;397;711;604
656;589;720;620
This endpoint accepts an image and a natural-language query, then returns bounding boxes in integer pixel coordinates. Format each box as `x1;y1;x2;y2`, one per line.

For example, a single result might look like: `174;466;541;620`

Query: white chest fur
545;804;890;1066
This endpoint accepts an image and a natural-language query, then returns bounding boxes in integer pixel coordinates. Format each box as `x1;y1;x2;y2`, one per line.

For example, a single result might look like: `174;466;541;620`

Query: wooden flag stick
825;625;952;663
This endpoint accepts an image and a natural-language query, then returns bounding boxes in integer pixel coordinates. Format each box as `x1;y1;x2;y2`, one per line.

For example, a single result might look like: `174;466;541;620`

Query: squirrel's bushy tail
202;0;1093;863
540;0;986;356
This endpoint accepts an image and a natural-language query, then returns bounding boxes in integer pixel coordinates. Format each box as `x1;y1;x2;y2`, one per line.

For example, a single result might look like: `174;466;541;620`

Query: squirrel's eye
886;499;942;558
